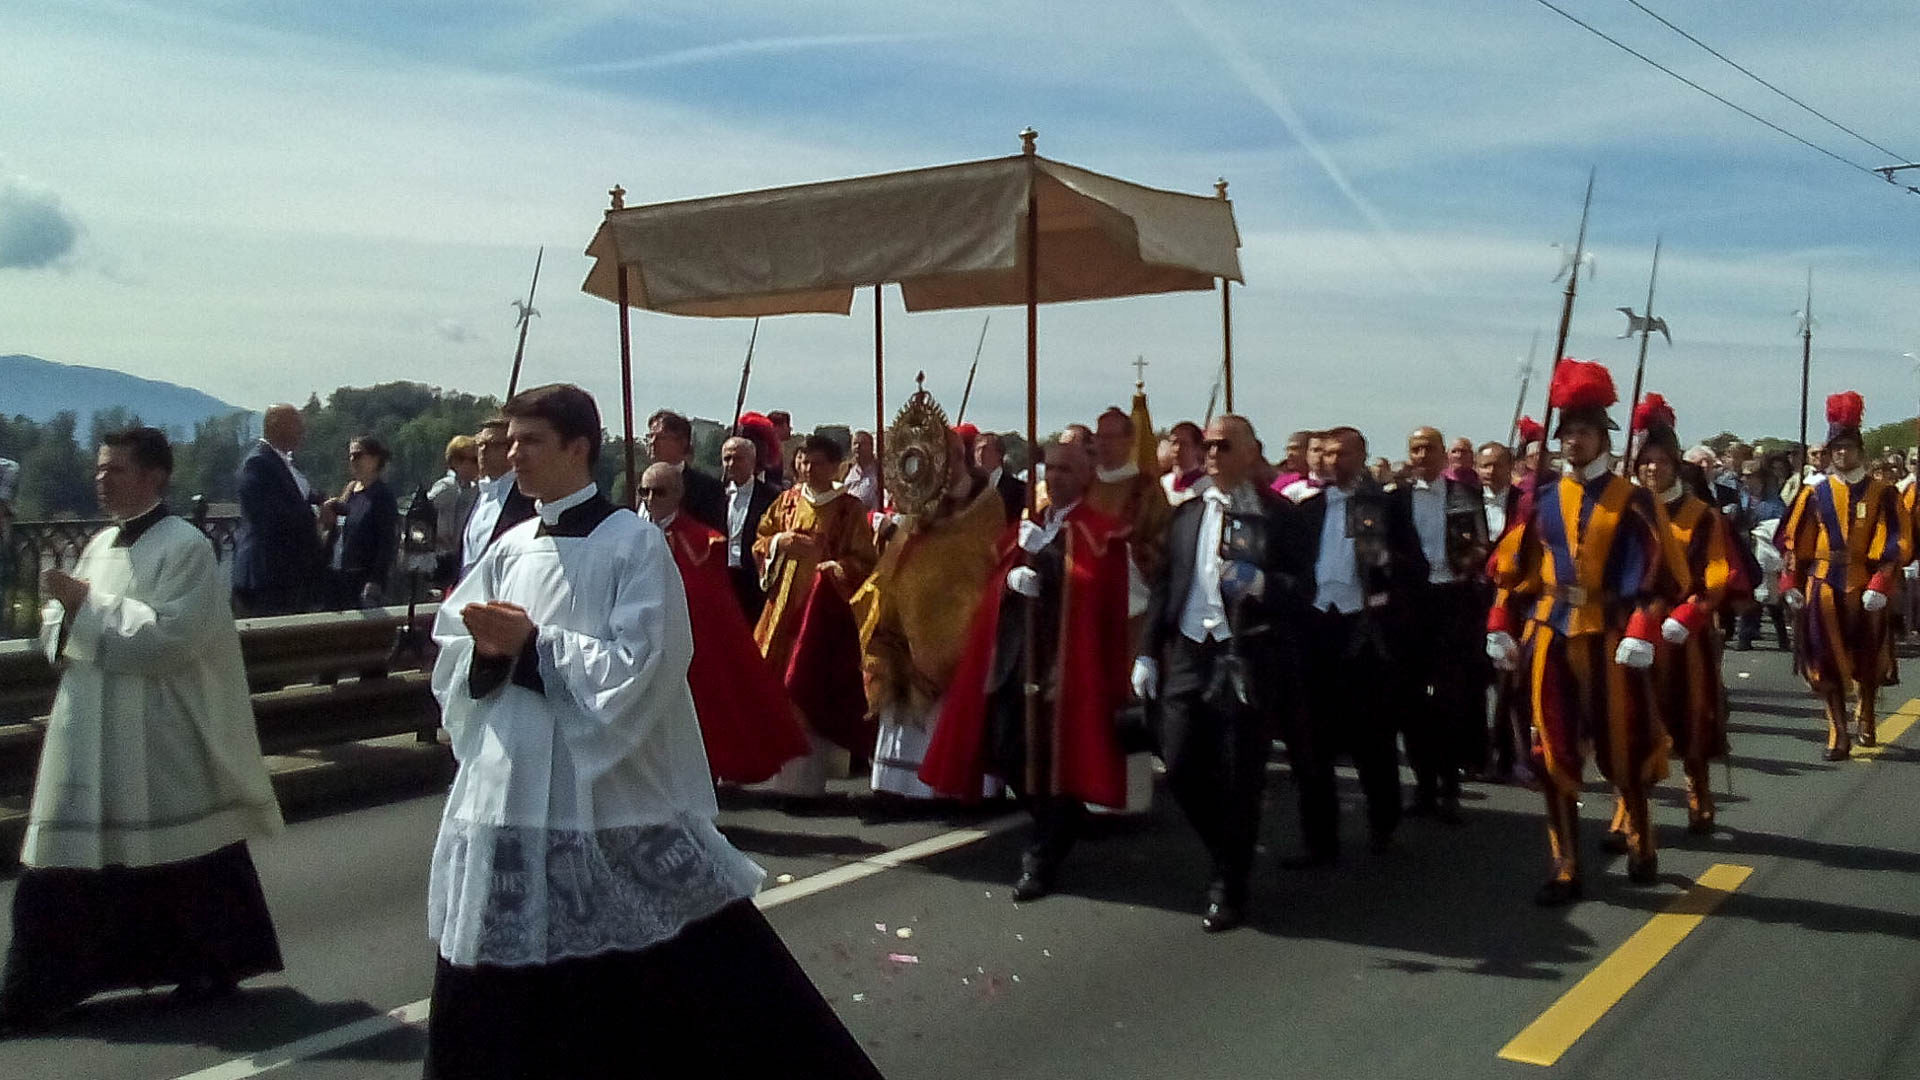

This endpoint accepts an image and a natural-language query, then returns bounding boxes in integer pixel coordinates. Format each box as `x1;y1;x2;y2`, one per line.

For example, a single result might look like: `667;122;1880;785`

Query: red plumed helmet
736;412;780;462
1516;416;1545;446
1547;358;1617;413
1632;392;1676;433
1826;391;1864;427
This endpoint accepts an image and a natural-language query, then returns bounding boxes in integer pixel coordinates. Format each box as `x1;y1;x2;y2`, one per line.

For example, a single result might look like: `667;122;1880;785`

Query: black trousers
1400;581;1490;801
424;899;882;1080
728;564;766;623
1298;607;1402;857
1023;795;1089;879
1738;602;1789;648
1158;636;1269;903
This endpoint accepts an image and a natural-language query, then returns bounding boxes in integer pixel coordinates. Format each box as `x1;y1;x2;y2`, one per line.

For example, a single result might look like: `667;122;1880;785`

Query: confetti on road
1043;949;1052;958
852;993;866;1002
874;923;888;932
895;927;914;939
887;953;920;964
775;873;795;884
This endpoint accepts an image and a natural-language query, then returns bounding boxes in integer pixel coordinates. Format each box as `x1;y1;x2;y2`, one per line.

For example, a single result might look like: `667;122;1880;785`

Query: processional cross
1132;355;1149;390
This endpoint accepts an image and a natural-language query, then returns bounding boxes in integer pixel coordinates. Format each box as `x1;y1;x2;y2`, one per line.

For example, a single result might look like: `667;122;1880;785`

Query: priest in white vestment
1;427;283;1032
422;384;881;1080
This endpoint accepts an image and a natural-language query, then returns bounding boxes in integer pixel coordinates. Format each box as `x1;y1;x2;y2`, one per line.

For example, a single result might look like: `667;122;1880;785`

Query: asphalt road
2;645;1917;1080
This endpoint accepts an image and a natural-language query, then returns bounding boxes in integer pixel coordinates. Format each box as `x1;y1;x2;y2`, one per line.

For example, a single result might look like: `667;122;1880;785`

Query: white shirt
1484;484;1510;540
840;461;881;511
461;470;518;576
725;480;754;568
1408;476;1453;584
1178;488;1233;642
1313;485;1364;614
267;442;310;501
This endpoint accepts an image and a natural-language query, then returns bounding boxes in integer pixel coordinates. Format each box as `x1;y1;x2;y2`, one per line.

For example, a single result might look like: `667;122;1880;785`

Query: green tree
17;412;91;518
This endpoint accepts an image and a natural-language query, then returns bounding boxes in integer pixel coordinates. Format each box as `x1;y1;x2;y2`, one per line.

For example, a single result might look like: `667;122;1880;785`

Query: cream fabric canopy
581;154;1243;317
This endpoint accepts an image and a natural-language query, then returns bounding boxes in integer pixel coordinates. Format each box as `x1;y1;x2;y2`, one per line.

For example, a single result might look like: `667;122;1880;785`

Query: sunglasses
1202;438;1234;452
637;487;665;497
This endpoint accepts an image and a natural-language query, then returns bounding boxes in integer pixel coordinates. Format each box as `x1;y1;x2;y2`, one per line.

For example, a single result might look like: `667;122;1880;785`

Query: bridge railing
0;603;443;798
1;511;241;639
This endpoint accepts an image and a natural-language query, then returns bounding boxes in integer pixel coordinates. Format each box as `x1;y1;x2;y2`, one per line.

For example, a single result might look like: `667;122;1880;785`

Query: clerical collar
800;484;840;507
1096;462;1139;484
1566;455;1612;482
537;483;598;525
113;502;169;547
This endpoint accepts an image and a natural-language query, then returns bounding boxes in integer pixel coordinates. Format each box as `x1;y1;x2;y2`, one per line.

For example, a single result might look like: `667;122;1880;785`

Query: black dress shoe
1404;798;1437;819
1011;872;1052;903
1627;857;1659;885
1202;901;1245;933
1435;799;1463;826
1533;877;1584;907
1600;829;1629;855
1825;746;1851;762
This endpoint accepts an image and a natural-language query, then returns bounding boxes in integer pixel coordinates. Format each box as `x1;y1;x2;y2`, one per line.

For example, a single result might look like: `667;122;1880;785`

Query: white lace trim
428;813;764;967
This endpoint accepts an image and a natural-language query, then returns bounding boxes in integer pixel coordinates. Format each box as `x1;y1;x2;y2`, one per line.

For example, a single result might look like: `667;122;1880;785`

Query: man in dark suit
1394;427;1491;822
646;410;726;529
232;404;325;616
720;434;778;621
1135;414;1294;932
975;432;1028;525
1279;424;1427;867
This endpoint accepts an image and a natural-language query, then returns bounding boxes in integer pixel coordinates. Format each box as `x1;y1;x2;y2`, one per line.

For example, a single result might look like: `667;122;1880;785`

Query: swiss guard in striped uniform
1487;360;1683;906
1779;391;1904;760
1630;393;1741;836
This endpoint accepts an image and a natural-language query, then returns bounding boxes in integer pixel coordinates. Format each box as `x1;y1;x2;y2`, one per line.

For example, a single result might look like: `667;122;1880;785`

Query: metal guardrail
1;513;241;639
0;603;442;795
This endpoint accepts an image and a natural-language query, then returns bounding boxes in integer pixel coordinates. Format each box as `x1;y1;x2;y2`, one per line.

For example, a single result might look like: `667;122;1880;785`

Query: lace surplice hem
428;814;765;968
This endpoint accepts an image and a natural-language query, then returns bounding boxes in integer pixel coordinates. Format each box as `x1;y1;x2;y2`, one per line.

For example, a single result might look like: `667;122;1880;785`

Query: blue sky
4;0;1917;450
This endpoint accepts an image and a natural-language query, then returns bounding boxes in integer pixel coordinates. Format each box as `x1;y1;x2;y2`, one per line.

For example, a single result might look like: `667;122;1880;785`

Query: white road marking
172;814;1021;1079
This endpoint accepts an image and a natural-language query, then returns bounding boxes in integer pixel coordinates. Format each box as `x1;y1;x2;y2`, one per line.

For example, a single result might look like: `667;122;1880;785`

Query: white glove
1130;656;1159;701
1614;637;1655;670
1486;631;1517;671
1782;588;1806;611
1863;589;1888;613
1006;566;1041;598
1016;520;1049;554
1661;617;1690;645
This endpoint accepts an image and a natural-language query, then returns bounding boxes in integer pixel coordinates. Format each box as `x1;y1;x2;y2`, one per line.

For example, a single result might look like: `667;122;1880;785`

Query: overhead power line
1624;0;1914;164
1523;0;1918;197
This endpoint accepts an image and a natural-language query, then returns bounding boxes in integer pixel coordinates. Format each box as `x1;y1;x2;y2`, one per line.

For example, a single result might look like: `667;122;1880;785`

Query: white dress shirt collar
1567;454;1613;482
1835;465;1868;485
1096;462;1139;484
536;482;598;526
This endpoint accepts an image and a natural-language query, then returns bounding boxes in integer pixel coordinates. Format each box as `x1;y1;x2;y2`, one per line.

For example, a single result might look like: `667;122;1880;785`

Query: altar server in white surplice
421;384;882;1080
2;427;283;1033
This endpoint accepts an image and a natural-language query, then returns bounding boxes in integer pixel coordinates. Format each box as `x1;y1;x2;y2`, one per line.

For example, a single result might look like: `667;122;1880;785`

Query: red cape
664;515;810;783
921;503;1130;807
782;566;876;754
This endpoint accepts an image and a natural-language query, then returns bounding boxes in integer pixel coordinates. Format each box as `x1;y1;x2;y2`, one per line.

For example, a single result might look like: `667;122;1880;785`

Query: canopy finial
1214;177;1229;199
916;370;927;390
608;184;626;211
1019;128;1037;156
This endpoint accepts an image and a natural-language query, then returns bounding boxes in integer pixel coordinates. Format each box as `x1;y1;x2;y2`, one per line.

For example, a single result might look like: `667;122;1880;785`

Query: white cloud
0;176;81;270
434;319;477;345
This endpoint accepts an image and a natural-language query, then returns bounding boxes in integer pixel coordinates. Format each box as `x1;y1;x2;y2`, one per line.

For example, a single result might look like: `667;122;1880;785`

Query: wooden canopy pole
1216;178;1234;413
874;284;886;493
1019;126;1045;795
609;184;638;508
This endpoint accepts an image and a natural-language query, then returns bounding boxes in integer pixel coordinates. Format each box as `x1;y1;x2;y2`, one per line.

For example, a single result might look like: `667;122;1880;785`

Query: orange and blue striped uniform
1649;491;1739;770
1780;472;1903;694
1488;468;1686;797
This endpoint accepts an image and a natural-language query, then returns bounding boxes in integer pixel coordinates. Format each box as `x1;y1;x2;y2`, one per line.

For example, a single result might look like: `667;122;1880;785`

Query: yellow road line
1856;707;1919;760
1498;863;1754;1067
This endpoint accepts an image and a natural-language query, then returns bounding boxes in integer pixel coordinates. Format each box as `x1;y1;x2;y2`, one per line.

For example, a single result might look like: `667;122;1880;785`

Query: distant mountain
0;354;251;435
